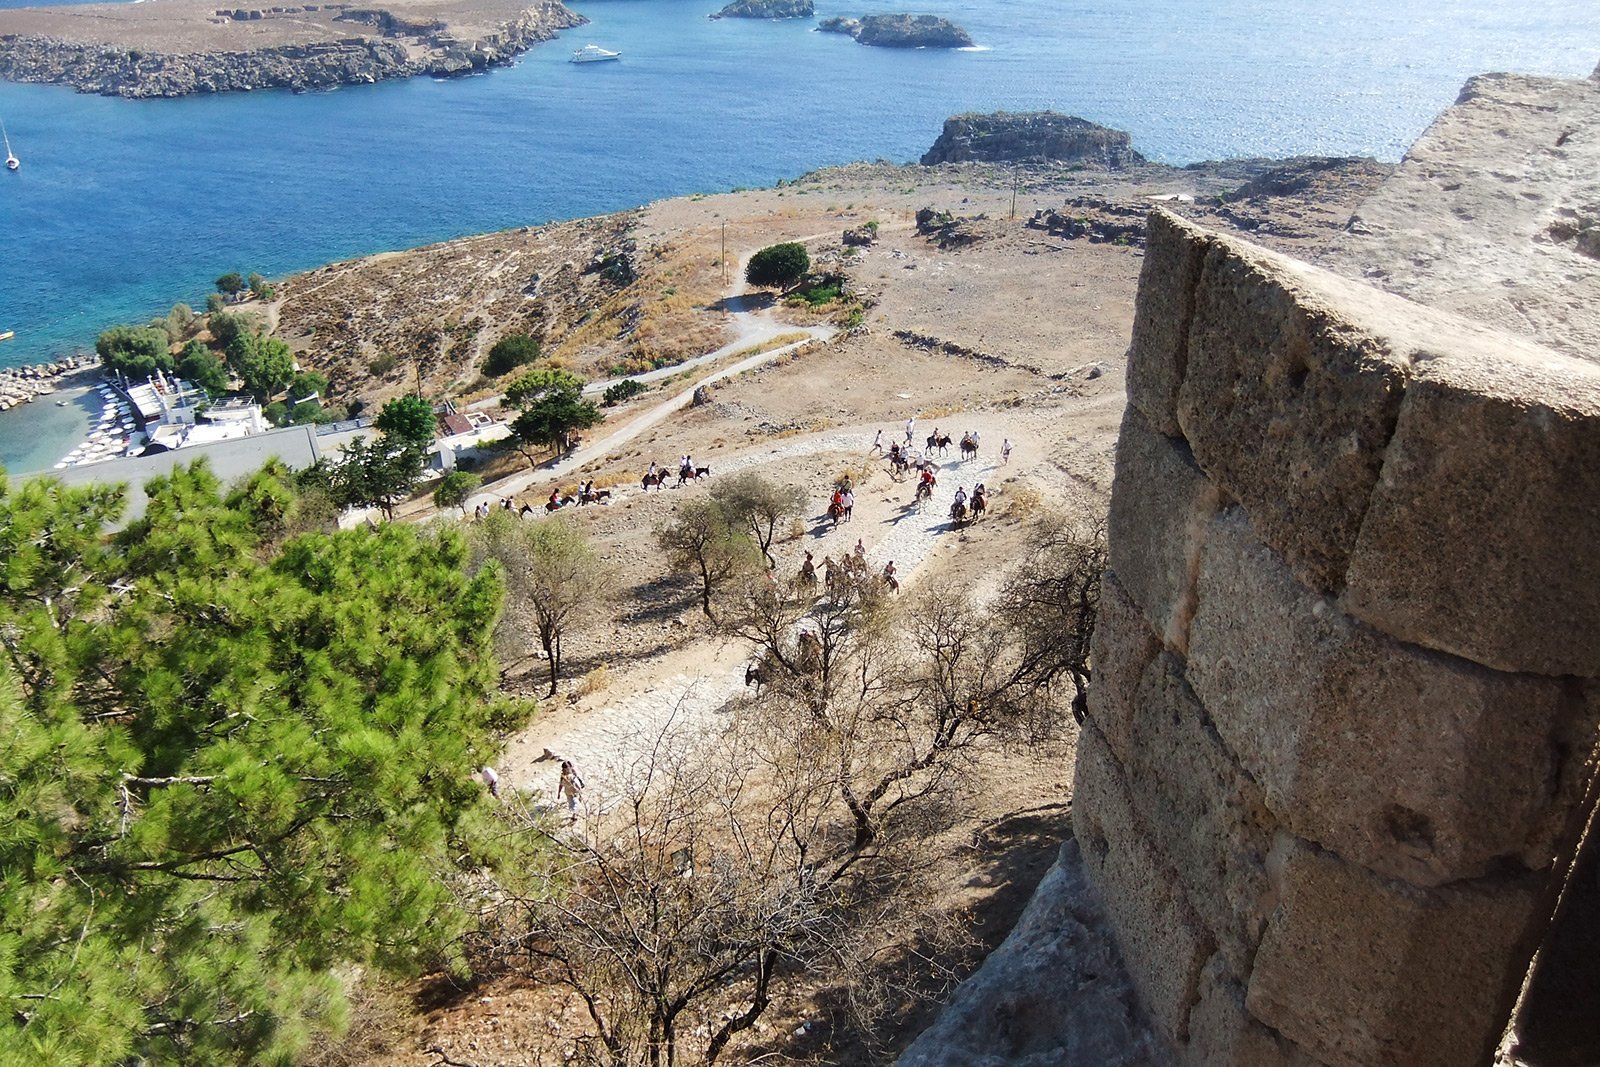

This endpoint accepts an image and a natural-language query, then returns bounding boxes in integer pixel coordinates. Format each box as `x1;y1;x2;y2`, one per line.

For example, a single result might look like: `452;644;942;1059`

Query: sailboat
3;119;18;171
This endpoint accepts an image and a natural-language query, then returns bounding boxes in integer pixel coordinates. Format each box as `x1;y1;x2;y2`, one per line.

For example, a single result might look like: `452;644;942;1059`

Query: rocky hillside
922;112;1144;168
710;0;812;19
819;13;971;48
273;211;641;408
0;0;583;97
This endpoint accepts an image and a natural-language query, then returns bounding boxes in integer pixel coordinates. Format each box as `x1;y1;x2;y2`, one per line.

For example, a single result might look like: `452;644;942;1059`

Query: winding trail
497;425;1014;811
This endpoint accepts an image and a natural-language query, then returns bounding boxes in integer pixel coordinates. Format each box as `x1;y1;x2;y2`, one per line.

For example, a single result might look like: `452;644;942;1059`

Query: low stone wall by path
1077;209;1600;1067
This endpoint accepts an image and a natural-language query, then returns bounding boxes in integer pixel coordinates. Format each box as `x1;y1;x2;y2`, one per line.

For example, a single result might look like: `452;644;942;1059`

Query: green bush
745;242;810;289
482;333;541;377
602;378;647;407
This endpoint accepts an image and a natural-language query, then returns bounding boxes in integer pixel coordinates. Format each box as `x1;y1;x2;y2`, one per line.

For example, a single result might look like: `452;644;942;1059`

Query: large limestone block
895;840;1176;1067
1246;836;1544;1067
1187;508;1598;887
1175;231;1410;592
1127;210;1212;435
1184;954;1326;1067
1085;568;1162;765
1073;720;1211;1041
1108;406;1220;653
1342;344;1600;677
1126;653;1275;976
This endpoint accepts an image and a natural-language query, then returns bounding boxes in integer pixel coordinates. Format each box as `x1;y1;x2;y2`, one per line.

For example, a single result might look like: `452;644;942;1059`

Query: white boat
2;119;17;171
570;43;621;64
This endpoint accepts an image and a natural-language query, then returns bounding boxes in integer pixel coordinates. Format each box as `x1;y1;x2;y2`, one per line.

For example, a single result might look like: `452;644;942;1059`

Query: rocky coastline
0;355;99;411
922;111;1145;167
818;13;972;48
0;0;584;98
710;0;812;20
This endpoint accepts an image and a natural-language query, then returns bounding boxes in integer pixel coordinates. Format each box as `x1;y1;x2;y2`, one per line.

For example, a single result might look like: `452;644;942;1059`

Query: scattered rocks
0;355;98;411
922;112;1144;169
818;13;971;48
915;207;984;248
1028;197;1148;246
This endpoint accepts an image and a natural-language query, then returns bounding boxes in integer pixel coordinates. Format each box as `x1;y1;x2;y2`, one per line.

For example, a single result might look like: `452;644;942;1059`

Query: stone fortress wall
1077;201;1600;1065
894;65;1600;1067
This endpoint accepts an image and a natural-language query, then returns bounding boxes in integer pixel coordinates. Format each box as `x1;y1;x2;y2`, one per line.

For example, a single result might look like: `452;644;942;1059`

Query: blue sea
1;0;1597;470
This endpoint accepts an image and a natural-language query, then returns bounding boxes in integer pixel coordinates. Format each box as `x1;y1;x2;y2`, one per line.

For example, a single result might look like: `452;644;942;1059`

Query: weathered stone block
1085;569;1161;765
1108;406;1220;654
1073;720;1212;1041
1187;508;1597;887
1127;210;1211;435
1176;232;1410;592
1184;953;1325;1067
1342;343;1600;677
1246;836;1543;1067
1126;653;1275;976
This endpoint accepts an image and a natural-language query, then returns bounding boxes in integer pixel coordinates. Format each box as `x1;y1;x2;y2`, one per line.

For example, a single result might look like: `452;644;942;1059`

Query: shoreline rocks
922;112;1145;168
710;0;812;19
0;355;99;411
0;0;585;98
819;13;972;48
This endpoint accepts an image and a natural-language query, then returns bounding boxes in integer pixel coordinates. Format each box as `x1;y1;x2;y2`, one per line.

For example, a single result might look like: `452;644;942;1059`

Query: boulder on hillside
819;13;972;48
710;0;812;19
921;111;1144;168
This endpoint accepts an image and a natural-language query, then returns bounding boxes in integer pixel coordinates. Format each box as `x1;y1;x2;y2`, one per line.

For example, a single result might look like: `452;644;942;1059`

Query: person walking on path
480;765;501;799
870;429;884;454
904;417;915;447
558;760;585;820
1001;437;1013;465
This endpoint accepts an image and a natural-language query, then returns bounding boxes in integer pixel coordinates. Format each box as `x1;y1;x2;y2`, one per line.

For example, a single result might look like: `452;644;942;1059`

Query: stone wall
1076;209;1600;1067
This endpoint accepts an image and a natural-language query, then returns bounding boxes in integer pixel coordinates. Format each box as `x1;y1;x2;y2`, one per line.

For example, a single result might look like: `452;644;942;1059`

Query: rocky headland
0;0;583;97
922;111;1145;168
710;0;812;20
818;13;972;48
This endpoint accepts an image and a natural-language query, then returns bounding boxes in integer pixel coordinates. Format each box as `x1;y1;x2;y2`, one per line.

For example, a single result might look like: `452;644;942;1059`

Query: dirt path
493;419;1018;808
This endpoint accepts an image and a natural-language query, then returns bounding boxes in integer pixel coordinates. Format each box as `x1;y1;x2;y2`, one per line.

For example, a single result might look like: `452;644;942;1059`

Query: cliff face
922;112;1144;168
0;0;584;97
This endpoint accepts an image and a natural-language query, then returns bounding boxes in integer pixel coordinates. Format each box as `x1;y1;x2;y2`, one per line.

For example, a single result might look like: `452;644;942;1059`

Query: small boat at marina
2;119;18;171
570;43;621;64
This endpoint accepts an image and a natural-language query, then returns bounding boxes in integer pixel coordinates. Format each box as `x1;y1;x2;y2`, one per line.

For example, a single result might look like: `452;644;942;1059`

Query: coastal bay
1;0;1598;471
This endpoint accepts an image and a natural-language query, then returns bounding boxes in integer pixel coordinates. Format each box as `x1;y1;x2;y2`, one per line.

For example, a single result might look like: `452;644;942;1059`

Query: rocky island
0;0;584;98
922;111;1145;168
710;0;812;19
818;13;972;48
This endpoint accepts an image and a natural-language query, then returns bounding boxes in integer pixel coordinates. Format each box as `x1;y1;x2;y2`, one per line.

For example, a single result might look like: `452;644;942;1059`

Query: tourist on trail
480;765;501;799
1001;437;1013;464
841;488;855;521
558;760;585;819
870;429;884;454
954;486;968;510
853;538;865;560
883;560;897;582
905;417;915;446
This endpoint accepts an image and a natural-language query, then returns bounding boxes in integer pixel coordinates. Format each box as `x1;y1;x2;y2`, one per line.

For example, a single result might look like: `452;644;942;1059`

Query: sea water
0;0;1597;471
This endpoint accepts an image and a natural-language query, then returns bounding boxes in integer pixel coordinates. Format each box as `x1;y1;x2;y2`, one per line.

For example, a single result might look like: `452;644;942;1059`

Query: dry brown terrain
286;157;1381;1065
0;0;562;51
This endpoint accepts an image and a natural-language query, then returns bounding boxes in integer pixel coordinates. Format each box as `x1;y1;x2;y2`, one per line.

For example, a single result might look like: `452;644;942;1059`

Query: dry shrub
576;663;611;698
1004;483;1043;520
918;402;964;420
297;979;411;1067
786;518;806;541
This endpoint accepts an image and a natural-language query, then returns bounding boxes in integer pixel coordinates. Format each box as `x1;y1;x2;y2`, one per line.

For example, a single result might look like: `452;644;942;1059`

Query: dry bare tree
468;510;615;693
